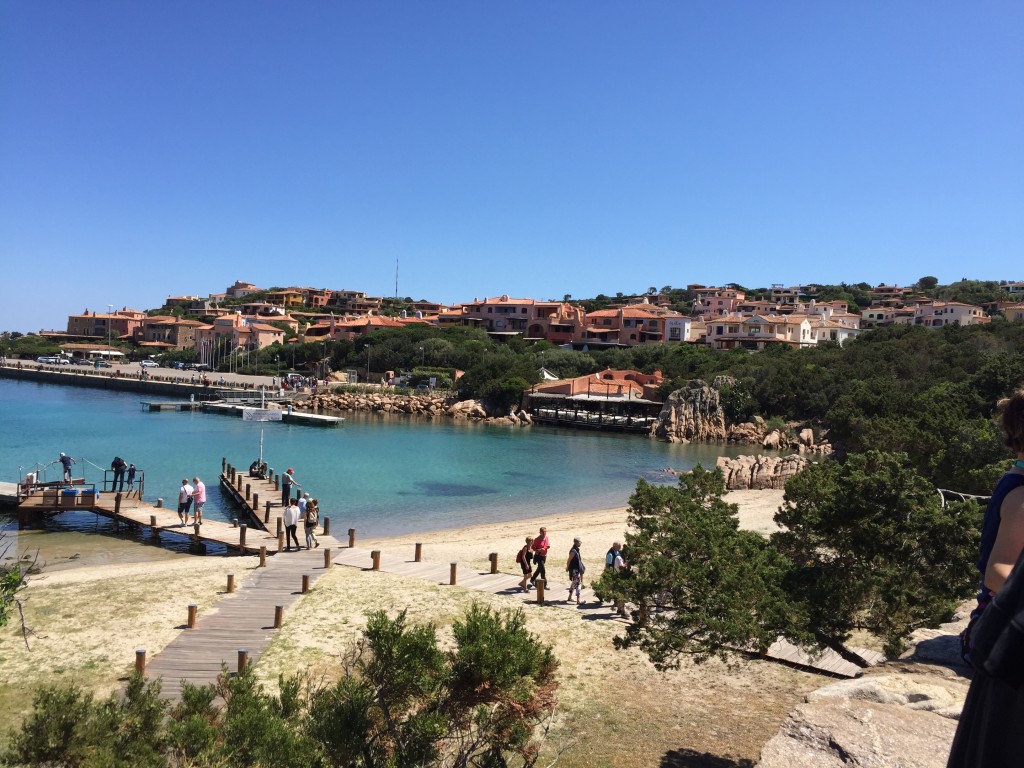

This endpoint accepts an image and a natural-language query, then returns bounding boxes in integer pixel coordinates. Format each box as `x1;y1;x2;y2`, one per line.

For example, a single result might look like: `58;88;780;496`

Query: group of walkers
515;526;628;606
282;492;321;551
176;476;207;526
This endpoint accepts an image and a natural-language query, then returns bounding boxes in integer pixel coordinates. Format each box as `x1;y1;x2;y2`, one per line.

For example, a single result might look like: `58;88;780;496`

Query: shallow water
0;378;755;543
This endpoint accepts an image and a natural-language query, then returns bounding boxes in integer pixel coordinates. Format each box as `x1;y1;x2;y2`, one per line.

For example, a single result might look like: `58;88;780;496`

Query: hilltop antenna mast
395;259;399;299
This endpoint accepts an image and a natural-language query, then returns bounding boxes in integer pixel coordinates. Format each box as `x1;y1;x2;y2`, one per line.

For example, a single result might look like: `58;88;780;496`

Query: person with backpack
516;536;534;592
566;537;585;604
606;542;626;573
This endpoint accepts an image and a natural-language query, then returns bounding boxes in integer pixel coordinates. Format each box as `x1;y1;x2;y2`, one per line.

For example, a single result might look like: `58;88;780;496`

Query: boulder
763;430;782;449
651;380;727;443
756;695;958;768
716;454;810;490
799;428;815;447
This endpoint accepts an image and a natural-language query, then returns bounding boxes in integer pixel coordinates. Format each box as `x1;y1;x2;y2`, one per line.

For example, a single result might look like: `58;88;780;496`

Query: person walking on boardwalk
566;537;585;604
283;498;301;551
110;455;127;492
191;476;206;526
304;498;320;549
516;536;534;592
58;452;75;483
282;468;298;508
531;526;550;587
178;478;193;525
126;463;136;492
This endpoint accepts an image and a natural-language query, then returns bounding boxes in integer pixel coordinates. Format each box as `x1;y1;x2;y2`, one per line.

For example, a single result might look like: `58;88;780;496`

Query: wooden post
277;531;284;552
302;574;310;594
222;457;227;473
274;605;283;628
155;498;164;508
371;550;381;570
245;482;251;500
236;475;243;491
229;466;235;483
187;604;198;629
239;524;247;550
135;649;146;674
232;518;238;528
536;578;546;605
193;522;201;541
267;468;273;483
348;528;356;548
150;514;157;528
323;548;332;569
450;562;457;586
264;502;271;524
114;492;122;514
274;475;280;491
489;552;498;574
252;492;259;511
259;546;267;567
227;573;235;593
276;517;283;536
415;543;422;562
322;517;330;536
237;649;248;674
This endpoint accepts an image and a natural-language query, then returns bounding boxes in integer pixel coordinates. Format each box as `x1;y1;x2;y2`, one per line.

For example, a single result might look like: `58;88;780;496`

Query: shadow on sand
660;749;755;768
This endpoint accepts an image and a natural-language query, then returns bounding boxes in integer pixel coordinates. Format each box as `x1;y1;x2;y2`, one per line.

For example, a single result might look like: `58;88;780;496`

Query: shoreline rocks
295;390;534;426
716;454;810;490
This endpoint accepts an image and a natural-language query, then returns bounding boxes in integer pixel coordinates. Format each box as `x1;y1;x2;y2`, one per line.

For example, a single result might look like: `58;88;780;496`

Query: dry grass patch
0;557;242;733
255;562;819;768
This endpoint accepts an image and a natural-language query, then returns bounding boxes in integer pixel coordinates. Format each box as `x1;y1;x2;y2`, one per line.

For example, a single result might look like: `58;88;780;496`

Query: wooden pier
17;487;283;554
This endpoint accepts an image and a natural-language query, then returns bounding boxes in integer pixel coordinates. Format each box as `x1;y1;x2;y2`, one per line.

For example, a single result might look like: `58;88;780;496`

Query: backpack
516;547;526;565
606;548;617;567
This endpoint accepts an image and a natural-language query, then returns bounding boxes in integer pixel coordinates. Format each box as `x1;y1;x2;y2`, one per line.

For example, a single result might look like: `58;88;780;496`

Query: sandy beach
0;489;807;767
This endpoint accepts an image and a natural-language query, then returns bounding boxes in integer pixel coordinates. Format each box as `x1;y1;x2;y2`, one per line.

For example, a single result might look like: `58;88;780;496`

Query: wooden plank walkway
144;540;341;698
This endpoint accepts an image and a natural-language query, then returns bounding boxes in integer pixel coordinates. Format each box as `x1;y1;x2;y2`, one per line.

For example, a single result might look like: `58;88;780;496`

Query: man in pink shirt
531;526;550;587
191;476;206;526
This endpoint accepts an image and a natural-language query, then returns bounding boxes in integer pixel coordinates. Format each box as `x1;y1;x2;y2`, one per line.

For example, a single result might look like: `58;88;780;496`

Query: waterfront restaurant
523;368;664;433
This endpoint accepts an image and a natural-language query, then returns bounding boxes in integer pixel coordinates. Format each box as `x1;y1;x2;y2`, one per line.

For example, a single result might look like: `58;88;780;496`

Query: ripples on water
0;379;761;562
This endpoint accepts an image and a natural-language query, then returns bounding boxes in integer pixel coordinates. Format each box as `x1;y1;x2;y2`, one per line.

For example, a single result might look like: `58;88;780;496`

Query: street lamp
107;303;113;351
366;343;371;382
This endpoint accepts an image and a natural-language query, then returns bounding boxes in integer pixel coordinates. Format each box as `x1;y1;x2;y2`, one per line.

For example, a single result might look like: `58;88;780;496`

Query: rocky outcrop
297;391;532;426
716;454;810;490
651;380;727;443
756;613;972;768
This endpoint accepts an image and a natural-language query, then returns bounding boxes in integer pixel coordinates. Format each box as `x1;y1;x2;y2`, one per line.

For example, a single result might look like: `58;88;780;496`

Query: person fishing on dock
282;468;299;507
58;452;76;484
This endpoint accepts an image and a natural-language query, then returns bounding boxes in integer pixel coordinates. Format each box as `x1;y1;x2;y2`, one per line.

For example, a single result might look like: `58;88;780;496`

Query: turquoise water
0;379;752;537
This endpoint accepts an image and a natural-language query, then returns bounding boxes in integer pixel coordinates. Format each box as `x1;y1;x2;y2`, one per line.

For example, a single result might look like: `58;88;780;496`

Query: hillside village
25;279;1024;360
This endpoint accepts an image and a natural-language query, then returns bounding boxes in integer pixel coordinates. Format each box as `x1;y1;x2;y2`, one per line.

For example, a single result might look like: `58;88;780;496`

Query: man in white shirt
178;478;194;525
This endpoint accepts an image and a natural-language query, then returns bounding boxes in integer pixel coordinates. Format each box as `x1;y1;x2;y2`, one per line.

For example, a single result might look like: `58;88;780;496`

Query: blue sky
2;2;1021;333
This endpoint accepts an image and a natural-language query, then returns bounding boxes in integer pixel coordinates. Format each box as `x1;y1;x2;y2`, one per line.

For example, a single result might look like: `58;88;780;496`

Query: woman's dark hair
998;389;1024;454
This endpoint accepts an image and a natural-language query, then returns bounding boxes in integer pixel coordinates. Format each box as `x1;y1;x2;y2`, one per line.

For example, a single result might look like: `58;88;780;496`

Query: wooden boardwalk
144;540;341;698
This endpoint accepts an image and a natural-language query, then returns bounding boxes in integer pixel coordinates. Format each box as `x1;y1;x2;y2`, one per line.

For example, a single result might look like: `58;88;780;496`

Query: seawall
0;364;251;399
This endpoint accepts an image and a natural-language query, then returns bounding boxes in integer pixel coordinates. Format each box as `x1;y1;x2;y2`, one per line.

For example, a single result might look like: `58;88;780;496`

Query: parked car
70;358;90;366
194;364;212;372
139;359;158;368
36;356;59;364
94;360;112;369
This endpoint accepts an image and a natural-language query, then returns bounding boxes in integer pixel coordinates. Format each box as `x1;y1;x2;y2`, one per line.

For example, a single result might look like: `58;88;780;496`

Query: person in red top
531;526;550;587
